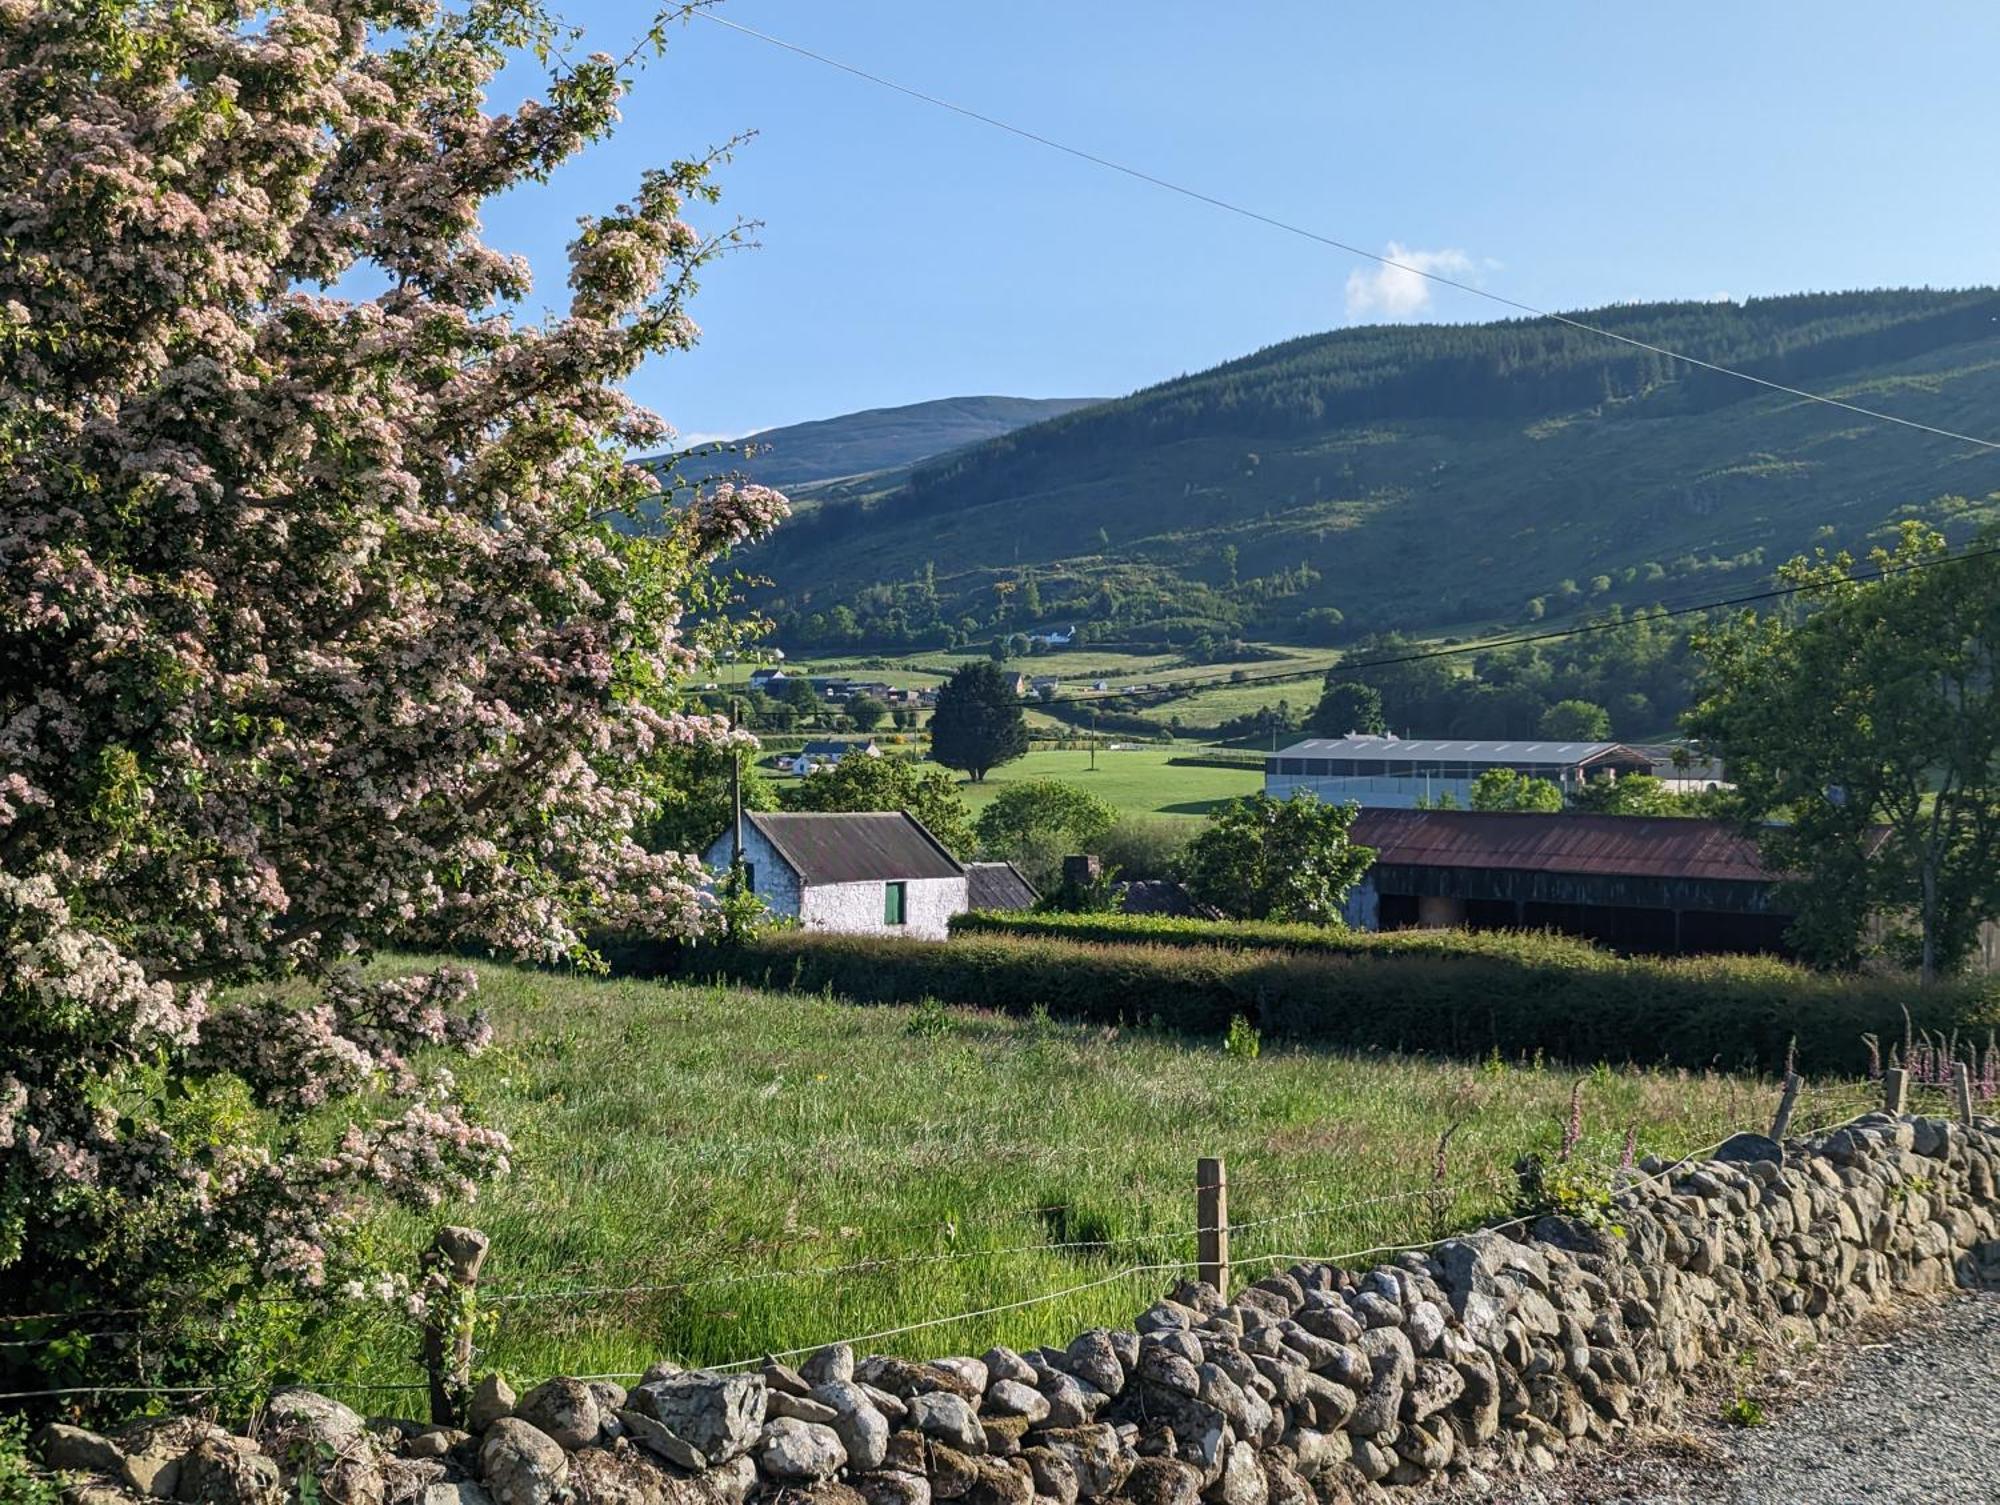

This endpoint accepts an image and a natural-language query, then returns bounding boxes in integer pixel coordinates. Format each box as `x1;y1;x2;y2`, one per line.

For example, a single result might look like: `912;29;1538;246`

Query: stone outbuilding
703;811;967;940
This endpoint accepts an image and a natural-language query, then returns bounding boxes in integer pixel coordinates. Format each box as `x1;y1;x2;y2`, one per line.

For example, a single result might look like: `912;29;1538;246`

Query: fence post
1883;1067;1909;1115
1769;1072;1803;1141
1197;1156;1229;1298
422;1225;490;1426
1954;1061;1976;1125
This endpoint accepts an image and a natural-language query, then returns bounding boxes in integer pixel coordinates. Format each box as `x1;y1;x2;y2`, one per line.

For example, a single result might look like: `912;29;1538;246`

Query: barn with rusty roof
1343;808;1806;956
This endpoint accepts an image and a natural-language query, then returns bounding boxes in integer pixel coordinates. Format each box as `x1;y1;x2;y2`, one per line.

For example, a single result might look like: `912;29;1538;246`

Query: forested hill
652;394;1100;493
746;289;2000;652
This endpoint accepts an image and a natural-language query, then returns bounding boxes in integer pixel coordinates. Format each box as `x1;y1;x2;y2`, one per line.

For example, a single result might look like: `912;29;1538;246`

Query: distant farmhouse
787;739;879;776
1266;734;1653;810
703;811;1033;940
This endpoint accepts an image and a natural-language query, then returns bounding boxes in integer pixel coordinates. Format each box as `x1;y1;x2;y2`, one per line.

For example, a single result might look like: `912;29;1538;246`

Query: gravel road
1463;1289;2000;1505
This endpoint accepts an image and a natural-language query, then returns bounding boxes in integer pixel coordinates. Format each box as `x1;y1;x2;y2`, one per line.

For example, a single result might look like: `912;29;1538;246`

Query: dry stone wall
36;1113;2000;1505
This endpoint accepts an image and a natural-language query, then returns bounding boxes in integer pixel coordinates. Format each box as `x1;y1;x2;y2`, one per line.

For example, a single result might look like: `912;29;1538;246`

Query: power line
695;12;2000;455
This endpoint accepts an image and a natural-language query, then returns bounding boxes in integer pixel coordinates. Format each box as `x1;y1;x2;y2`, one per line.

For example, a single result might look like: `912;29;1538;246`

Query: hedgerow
644;926;1998;1077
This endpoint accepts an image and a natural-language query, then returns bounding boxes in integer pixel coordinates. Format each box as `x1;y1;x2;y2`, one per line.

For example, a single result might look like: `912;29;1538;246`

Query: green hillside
745;290;2000;652
651;394;1100;494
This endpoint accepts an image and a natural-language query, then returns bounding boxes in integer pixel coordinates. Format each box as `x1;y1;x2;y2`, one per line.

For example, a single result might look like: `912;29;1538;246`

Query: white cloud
1344;242;1479;322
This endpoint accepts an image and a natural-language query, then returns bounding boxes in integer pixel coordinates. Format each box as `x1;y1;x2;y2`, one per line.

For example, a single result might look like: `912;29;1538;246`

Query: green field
290;958;1873;1395
954;747;1263;820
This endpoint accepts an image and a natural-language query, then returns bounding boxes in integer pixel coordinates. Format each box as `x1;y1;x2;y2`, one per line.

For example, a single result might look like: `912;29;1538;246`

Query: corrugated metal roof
748;811;963;886
965;861;1039;911
1349;808;1774;883
1273;734;1649;766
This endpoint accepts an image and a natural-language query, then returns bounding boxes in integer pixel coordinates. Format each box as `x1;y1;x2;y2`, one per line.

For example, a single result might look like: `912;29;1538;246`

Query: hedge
631;928;1998;1078
949;910;1654;964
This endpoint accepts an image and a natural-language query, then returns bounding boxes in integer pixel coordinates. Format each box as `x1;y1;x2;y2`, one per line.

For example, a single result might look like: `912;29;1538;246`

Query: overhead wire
693;12;2000;455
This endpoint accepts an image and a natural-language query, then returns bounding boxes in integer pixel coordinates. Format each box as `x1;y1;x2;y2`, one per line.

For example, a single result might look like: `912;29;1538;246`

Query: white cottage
703;810;968;940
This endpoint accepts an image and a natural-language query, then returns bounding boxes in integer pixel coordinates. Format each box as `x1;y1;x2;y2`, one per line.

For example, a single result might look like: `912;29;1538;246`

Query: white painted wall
799;875;967;942
701;825;804;922
700;826;966;940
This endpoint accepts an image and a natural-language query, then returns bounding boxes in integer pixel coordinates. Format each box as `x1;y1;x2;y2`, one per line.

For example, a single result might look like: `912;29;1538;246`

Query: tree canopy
1688;524;2000;979
1469;769;1566;812
0;1;784;1400
1181;792;1375;925
929;662;1030;781
783;754;978;859
974;780;1117;889
1309;680;1386;738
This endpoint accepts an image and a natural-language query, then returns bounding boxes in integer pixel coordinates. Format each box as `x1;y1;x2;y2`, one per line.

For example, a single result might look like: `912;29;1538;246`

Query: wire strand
694;12;2000;456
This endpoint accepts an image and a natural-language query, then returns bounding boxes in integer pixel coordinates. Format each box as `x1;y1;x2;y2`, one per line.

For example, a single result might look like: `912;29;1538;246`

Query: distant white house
1028;625;1076;648
787;739;881;776
703;811;968;940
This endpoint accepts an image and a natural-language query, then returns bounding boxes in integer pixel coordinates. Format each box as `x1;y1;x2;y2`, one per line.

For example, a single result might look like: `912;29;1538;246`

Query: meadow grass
292;957;1877;1401
953;747;1262;820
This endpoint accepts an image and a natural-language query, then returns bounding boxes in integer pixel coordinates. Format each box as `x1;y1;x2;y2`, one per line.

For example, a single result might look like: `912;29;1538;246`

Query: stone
478;1419;570;1505
927;1444;980;1501
853;1474;931;1505
768;1394;841;1426
1403;1360;1465;1423
1035;1374;1098;1429
468;1376;518;1433
982;1348;1038;1387
618;1411;706;1471
1205;1444;1265;1505
963;1458;1032;1505
405;1430;468;1461
1134;1346;1200;1397
1019;1449;1078;1505
423;1485;496;1505
1118;1458;1201;1505
640;1362;683;1385
908;1393;985;1454
590;1382;630;1416
117;1420;227;1500
758;1419;848;1483
859;1385;909;1425
1060;1332;1124;1398
174;1437;282;1505
514;1377;603;1450
930;1358;990;1397
628;1374;766;1466
801;1344;856;1388
1030;1428;1129;1500
765;1362;813;1398
33;1423;124;1478
981;1381;1049;1423
812;1383;891;1472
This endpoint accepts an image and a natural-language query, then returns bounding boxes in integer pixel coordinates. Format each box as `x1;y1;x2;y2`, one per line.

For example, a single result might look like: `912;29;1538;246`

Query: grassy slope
955;748;1262;820
746;304;2000;640
302;958;1875;1392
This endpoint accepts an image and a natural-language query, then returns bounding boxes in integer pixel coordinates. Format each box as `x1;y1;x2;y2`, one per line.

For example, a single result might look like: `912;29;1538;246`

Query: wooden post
1196;1157;1229;1298
1954;1061;1976;1125
1883;1066;1909;1115
1769;1072;1803;1141
421;1225;490;1426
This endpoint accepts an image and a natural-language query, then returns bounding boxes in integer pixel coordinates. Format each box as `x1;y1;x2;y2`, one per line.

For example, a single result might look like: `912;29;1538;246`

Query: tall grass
278;957;1873;1403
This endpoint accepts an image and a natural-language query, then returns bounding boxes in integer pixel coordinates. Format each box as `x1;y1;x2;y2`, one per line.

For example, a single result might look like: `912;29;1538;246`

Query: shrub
644;925;1999;1076
1093;817;1191;881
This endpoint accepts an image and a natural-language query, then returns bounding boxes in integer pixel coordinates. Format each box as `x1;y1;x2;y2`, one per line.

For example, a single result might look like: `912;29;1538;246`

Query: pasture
955;746;1262;819
291;957;1875;1397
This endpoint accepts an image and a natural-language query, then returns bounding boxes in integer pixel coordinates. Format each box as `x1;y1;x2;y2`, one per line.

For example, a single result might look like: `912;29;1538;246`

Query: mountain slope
657;395;1101;493
746;290;2000;650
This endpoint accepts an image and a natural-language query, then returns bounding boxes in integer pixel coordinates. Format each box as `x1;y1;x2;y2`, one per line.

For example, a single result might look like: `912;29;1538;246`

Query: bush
1093;817;1191;881
641;923;1999;1076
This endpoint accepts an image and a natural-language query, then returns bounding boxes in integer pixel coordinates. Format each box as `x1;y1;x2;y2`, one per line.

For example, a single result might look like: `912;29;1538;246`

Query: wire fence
2;1077;1919;1407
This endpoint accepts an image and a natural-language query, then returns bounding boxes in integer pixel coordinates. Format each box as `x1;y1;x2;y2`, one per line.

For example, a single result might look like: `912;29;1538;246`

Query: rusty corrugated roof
1348;809;1774;883
748;811;963;886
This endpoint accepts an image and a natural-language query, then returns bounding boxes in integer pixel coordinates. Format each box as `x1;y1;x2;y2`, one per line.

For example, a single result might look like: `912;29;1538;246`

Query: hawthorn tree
974;779;1116;888
0;1;784;1398
1470;768;1566;812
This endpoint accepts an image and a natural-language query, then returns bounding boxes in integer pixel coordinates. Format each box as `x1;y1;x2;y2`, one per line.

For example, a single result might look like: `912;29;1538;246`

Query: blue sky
482;2;2000;441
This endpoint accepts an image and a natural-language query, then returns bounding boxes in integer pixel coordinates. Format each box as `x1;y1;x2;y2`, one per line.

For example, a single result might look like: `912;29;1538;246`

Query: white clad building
1263;734;1654;810
703;810;969;940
